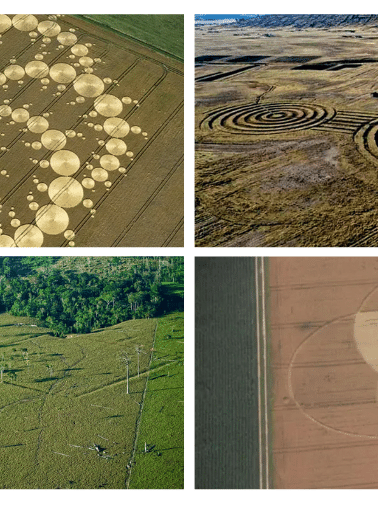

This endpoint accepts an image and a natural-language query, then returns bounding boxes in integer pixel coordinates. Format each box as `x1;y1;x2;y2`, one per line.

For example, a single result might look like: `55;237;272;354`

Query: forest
0;257;184;336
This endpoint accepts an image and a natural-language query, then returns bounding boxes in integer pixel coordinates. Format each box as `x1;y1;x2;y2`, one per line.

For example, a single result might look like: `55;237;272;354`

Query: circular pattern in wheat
355;120;378;165
201;102;334;135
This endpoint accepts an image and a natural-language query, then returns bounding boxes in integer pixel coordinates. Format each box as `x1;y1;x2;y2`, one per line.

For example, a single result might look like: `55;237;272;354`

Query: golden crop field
0;15;183;247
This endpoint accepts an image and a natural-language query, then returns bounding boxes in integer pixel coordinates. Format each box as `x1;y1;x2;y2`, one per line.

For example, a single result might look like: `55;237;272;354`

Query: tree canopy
0;257;184;337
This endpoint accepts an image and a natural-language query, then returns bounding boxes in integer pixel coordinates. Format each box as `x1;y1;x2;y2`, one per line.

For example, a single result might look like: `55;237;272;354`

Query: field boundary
255;257;270;489
125;321;158;488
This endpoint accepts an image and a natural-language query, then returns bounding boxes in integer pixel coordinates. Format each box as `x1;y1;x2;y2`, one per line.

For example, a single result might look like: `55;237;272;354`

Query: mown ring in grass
201;102;335;134
355;119;378;166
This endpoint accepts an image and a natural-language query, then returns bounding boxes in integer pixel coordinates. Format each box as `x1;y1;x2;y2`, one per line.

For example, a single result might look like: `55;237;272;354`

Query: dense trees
0;257;184;337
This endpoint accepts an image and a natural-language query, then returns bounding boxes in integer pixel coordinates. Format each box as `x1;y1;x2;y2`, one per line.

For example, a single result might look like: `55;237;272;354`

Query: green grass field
0;312;183;489
129;312;184;488
76;15;184;61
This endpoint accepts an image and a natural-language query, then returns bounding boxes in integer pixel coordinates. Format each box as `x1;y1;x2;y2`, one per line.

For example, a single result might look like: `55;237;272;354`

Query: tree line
0;257;184;336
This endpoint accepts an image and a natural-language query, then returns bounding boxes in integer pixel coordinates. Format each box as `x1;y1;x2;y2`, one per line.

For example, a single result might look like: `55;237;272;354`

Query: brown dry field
269;257;378;488
196;23;378;247
0;15;183;247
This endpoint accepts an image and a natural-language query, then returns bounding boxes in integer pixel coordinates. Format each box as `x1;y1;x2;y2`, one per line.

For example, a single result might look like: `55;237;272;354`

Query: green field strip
74;14;184;61
128;313;184;489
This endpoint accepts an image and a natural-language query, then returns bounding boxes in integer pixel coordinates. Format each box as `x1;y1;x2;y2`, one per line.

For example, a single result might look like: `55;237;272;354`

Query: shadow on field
8;332;44;338
7;382;43;392
137;444;183;457
146;386;184;391
150;374;168;380
159;446;183;452
35;376;58;382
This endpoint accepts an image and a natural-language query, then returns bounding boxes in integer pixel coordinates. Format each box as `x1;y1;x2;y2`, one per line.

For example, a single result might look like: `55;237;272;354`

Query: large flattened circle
26;61;49;78
91;167;108;182
41;130;66;151
94;94;123;117
14;224;44;247
4;65;25;80
48;176;84;208
103;117;130;138
37;20;61;37
35;204;69;235
71;44;88;56
27;116;49;133
50;63;76;84
106;138;127;156
12;15;38;31
0;235;15;247
12;108;29;123
73;74;104;98
289;305;378;438
0;15;12;33
0;105;11;117
50;150;80;176
82;178;95;189
57;32;77;45
100;154;120;171
354;286;378;373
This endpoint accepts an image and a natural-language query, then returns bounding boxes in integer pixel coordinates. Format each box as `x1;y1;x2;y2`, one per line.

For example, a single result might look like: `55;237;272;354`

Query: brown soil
269;257;378;488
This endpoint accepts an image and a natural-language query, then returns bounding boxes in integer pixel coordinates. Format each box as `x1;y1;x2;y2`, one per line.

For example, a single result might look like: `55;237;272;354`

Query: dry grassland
196;22;378;246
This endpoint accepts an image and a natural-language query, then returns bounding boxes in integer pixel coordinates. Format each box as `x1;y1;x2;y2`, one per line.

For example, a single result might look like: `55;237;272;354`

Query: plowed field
270;257;378;488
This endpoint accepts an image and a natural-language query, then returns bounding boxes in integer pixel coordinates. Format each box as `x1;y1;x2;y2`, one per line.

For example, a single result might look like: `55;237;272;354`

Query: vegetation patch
0;257;184;489
0;314;155;488
76;15;184;60
129;312;184;489
0;257;183;336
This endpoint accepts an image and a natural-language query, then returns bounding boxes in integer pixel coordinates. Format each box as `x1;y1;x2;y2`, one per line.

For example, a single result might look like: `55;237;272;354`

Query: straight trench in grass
0;312;183;489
